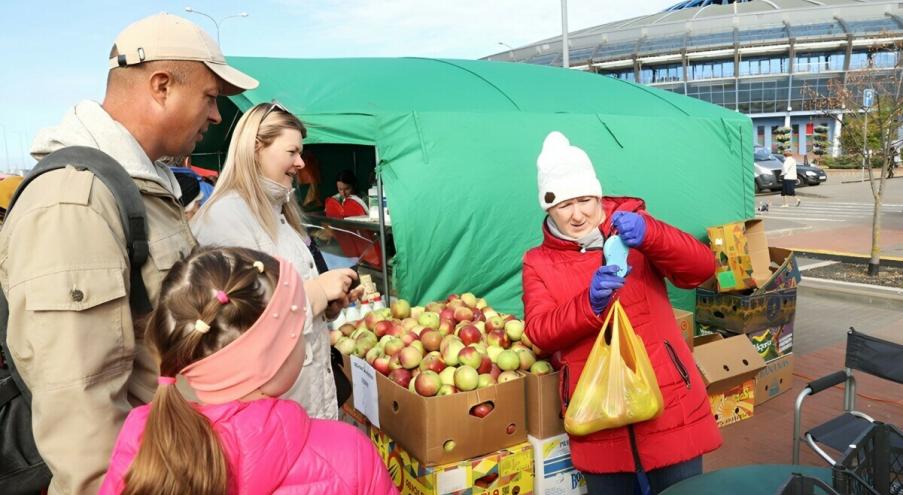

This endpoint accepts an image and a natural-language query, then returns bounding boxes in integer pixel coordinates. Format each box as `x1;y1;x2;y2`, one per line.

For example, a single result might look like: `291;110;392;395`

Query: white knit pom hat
536;131;602;210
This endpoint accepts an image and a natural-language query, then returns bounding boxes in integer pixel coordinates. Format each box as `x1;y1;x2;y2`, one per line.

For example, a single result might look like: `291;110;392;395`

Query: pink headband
180;258;307;404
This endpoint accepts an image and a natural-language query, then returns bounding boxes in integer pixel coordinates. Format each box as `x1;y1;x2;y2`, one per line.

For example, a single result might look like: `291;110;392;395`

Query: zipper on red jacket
664;340;691;389
560;365;570;408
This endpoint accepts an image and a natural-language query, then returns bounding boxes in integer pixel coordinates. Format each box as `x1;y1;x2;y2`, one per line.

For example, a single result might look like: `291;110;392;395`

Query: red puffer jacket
522;196;722;474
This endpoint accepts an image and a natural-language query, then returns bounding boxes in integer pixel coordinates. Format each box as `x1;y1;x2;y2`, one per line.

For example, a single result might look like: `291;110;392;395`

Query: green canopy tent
195;57;753;315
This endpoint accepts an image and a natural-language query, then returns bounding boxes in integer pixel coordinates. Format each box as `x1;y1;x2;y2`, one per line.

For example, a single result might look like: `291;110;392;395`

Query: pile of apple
331;292;553;398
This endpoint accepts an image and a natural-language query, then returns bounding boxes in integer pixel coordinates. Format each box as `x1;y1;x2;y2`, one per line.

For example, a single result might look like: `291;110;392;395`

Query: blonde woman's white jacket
191;190;338;420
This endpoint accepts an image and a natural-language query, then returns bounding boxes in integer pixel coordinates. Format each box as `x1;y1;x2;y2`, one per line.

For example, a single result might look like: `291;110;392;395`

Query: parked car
754;146;783;192
753;146;828;189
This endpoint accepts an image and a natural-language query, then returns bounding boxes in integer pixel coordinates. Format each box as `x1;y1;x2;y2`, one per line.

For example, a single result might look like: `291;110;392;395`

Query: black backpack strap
6;146;152;314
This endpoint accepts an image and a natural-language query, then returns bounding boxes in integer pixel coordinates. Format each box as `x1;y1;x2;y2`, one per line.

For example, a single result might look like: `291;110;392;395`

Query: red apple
457;346;483;369
457;324;482;346
401;331;418;346
388;368;412;388
388;354;403;371
470;401;495;418
489;363;501;381
415;370;441;397
471;308;485;322
453;306;475;323
373;355;391;375
365;346;381;364
485;315;506;332
487;329;510;349
477;354;492;374
374;320;394;338
438;318;456;336
420;329;442;352
419;353;447;374
446;293;460;303
383;337;404;356
399;346;423;369
439;308;456;322
364;311;385;330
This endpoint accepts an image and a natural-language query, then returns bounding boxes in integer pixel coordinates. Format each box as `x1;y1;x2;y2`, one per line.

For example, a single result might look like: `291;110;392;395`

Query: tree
773;126;792;153
802;52;900;276
811;125;829;165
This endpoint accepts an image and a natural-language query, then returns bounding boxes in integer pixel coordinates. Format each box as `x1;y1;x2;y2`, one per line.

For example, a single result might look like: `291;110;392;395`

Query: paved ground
758;172;903;260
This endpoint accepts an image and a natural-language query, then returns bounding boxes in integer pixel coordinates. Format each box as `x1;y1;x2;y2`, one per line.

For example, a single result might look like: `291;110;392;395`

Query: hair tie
253;261;265;273
215;290;230;304
158;376;177;386
194;319;211;334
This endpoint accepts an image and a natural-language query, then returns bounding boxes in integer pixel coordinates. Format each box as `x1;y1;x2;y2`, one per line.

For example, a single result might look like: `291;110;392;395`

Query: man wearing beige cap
0;13;257;494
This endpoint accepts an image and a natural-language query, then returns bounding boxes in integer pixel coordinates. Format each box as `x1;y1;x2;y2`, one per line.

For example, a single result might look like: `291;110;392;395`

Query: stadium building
485;0;903;157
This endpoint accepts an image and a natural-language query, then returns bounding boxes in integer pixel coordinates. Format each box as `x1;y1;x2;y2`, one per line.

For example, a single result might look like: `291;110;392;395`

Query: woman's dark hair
337;169;357;186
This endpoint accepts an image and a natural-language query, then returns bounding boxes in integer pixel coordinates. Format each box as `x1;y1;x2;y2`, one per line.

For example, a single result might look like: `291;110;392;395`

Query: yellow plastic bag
564;300;664;436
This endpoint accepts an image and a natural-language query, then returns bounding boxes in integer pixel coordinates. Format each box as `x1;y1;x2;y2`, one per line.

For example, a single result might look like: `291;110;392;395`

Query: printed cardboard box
706;219;770;292
528;434;587;495
693;333;766;394
524;371;564;440
693;334;764;428
754;354;795;405
704;321;794;363
371;426;534;495
708;379;756;428
695;285;797;335
375;367;527;466
673;308;695;350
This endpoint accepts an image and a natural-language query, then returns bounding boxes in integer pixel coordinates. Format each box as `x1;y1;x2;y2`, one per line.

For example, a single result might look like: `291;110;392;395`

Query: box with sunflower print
369;426;534;495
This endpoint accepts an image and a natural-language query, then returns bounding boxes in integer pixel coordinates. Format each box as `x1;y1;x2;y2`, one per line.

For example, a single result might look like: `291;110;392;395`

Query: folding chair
793;327;903;465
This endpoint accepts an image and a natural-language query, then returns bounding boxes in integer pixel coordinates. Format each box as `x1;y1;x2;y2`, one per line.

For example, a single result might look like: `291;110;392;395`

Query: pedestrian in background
781;149;801;207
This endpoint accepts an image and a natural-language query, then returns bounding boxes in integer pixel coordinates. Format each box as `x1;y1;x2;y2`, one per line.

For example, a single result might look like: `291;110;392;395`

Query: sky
0;0;675;171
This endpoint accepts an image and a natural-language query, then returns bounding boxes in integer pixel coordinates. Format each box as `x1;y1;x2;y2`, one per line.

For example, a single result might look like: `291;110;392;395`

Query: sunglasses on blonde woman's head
260;100;289;122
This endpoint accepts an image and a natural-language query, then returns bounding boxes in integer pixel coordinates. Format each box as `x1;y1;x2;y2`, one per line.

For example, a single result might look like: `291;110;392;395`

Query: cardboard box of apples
332;292;554;466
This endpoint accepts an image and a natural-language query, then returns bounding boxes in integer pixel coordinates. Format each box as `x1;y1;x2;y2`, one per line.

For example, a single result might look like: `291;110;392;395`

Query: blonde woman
191;103;358;419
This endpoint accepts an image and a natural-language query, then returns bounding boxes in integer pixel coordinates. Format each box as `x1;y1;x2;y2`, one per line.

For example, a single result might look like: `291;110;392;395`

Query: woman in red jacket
522;132;722;495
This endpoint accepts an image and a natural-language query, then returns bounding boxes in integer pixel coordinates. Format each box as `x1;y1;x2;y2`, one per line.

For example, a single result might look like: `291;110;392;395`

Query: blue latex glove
611;211;647;248
589;264;625;314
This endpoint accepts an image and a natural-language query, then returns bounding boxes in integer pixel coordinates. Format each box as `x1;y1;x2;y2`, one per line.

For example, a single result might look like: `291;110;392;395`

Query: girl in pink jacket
100;247;397;495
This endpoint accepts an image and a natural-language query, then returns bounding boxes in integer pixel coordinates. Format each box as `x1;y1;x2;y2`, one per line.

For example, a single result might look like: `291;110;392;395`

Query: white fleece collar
30;100;180;197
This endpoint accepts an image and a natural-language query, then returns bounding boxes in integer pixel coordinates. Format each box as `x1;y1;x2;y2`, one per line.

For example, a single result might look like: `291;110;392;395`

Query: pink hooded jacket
100;398;398;495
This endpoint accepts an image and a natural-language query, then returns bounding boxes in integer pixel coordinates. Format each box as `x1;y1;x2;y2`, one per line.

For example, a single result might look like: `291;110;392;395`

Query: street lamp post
184;7;248;46
561;0;569;68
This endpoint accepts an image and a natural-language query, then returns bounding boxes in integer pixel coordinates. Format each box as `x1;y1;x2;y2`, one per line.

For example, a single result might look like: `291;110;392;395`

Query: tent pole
375;148;391;300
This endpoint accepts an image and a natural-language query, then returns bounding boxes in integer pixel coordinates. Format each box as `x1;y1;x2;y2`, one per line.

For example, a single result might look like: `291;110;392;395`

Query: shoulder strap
6;146;152;314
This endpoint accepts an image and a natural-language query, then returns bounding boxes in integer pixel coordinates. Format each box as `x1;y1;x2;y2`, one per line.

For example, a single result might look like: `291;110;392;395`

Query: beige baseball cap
108;13;258;95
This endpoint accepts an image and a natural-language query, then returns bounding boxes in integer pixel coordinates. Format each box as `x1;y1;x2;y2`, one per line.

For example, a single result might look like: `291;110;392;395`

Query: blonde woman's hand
316;268;357;301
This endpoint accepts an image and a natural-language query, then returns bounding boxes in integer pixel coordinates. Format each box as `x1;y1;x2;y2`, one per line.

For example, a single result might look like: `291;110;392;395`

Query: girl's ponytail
121;379;228;495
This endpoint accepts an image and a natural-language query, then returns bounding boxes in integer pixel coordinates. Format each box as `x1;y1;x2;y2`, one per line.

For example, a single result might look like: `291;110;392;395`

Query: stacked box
754;354;795;405
524;372;564;440
528;434;587;495
692;334;765;428
370;426;534;495
708;379;756;428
